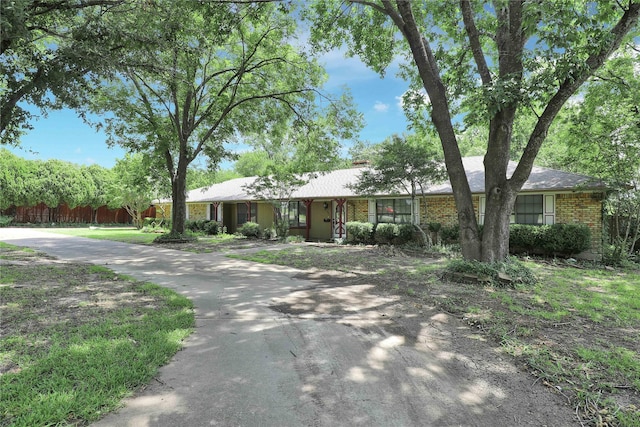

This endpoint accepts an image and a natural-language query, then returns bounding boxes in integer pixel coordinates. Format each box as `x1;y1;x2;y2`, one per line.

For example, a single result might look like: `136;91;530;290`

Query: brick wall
188;203;208;220
350;199;369;222
421;195;479;226
555;192;603;255
155;203;172;220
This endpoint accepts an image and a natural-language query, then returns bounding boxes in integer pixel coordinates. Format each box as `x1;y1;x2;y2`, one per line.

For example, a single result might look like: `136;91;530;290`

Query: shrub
427;222;441;233
346;221;374;244
509;223;591;256
203;221;220;236
395;224;415;245
239;221;261;238
509;224;542;253
440;224;460;244
0;215;14;227
375;223;398;244
540;223;591;256
142;217;156;227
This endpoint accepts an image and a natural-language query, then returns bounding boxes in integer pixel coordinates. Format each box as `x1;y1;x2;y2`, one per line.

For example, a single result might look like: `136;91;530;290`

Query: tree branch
460;0;492;85
511;1;640;188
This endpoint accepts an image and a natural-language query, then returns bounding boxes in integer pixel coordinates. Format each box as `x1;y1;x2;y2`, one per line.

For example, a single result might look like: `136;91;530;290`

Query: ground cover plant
0;242;194;426
231;245;640;426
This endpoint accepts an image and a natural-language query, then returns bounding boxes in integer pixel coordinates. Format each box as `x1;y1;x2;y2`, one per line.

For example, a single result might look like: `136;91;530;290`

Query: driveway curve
0;228;577;426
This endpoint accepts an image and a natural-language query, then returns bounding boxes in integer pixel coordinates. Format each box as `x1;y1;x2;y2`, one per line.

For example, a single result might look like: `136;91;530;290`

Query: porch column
212;202;220;221
334;198;347;239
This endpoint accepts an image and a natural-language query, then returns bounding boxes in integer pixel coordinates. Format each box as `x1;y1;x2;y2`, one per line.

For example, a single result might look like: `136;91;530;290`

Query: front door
332;199;347;240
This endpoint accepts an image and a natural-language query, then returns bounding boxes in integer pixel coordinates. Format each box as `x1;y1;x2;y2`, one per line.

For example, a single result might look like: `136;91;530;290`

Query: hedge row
440;222;591;256
346;221;415;245
509;223;591;256
347;221;591;255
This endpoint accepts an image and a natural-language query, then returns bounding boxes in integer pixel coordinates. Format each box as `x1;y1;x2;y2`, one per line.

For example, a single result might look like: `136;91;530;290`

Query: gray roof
182;156;604;203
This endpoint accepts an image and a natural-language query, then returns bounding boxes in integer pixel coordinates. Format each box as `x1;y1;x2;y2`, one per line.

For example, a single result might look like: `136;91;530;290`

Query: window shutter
479;196;486;225
544;195;555;225
368;199;376;223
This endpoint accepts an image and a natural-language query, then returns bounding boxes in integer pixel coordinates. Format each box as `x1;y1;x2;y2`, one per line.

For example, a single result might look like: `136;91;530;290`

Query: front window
513;195;543;225
376;199;412;223
288;201;307;228
237;202;256;226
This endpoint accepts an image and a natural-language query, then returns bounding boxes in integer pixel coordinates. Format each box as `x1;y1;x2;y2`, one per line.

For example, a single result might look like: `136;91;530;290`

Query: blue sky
7;48;412;170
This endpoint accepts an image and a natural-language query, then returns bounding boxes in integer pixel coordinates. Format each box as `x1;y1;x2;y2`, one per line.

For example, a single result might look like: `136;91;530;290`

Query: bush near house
239;221;261;238
185;219;221;236
509;223;591;256
346;221;375;244
346;221;415;246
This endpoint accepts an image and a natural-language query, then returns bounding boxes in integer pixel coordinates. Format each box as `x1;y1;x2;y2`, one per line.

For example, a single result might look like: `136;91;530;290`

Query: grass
47;227;161;244
231;245;640;426
0;245;195;427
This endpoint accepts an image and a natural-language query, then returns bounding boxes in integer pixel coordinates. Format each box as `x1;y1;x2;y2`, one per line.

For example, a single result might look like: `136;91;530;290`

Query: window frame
376;198;412;224
287;200;307;228
236;202;256;226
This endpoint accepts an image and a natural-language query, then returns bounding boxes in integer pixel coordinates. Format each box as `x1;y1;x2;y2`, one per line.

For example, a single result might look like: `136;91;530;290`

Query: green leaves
349;134;446;198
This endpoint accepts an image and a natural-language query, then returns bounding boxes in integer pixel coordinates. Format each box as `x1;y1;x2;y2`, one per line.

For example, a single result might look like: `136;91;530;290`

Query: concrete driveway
0;228;577;426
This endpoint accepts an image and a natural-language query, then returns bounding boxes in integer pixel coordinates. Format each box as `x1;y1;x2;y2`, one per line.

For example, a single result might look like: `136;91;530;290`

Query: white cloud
373;101;389;113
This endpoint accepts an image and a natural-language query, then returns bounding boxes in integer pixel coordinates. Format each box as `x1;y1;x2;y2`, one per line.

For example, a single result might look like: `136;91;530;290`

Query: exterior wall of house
187;203;209;221
350;199;369;222
256;202;272;231
555;192;604;256
155;203;172;221
421;196;480;226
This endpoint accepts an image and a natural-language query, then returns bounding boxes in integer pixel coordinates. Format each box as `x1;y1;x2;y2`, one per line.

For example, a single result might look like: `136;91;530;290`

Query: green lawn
47;227;161;244
0;244;194;426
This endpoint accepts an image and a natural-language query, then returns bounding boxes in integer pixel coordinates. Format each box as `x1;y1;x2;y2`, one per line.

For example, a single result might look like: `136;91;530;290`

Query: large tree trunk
171;159;189;235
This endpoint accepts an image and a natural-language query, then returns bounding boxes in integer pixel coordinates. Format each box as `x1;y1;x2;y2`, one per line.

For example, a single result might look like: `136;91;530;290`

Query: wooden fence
1;203;156;225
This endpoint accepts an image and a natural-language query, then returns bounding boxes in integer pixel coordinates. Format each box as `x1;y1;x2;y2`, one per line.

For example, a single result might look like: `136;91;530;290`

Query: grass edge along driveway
0;242;195;427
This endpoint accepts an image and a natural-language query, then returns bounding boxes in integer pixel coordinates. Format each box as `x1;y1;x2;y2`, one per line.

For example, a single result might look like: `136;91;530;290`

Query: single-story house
155;156;606;255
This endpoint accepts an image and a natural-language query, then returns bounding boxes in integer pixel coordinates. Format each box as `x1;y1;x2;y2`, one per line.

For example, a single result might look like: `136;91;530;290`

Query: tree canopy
0;0;133;144
306;0;640;261
91;1;360;236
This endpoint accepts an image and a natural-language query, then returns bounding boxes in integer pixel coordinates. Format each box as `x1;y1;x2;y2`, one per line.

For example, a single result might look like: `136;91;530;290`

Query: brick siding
188;203;208;220
555;192;603;255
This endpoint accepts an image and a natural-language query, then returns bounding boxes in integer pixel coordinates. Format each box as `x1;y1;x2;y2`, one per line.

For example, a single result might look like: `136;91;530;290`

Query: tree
107;153;156;229
307;0;640;262
349;133;446;244
91;1;358;237
0;0;131;144
559;47;640;263
83;164;115;223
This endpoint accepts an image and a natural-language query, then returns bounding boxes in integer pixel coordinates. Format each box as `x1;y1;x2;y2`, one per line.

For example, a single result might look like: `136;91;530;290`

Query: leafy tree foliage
0;0;130;144
0;149;111;211
91;1;359;236
349;134;446;244
559;47;640;262
107;153;156;229
306;0;640;262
